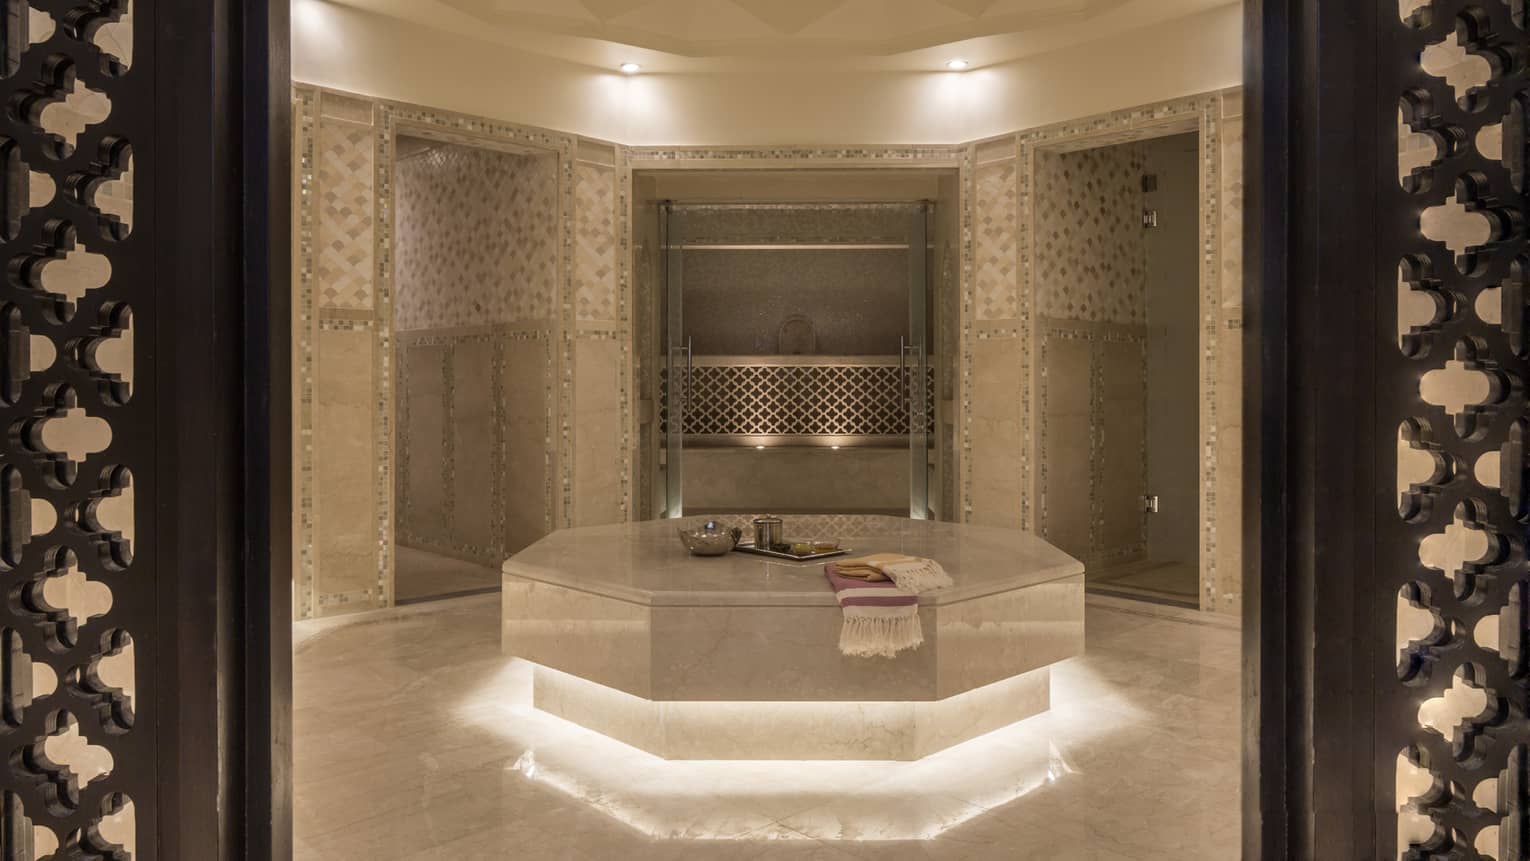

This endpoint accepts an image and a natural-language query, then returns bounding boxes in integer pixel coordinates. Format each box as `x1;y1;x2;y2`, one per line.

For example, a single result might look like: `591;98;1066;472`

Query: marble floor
293;595;1241;860
395;545;502;604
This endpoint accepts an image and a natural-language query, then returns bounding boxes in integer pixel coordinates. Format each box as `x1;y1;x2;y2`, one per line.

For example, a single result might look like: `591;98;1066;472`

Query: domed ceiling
435;0;1127;57
330;0;1231;69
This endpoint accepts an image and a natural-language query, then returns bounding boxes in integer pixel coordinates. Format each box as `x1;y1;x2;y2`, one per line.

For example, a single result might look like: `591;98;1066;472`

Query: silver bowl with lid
677;520;743;556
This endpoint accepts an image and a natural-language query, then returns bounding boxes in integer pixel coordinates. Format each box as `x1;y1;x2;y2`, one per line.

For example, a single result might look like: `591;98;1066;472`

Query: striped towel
825;563;924;658
834;553;954;594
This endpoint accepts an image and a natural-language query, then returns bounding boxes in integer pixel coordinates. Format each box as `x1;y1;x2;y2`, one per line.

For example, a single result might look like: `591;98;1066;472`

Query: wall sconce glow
946;58;971;71
620;63;642;75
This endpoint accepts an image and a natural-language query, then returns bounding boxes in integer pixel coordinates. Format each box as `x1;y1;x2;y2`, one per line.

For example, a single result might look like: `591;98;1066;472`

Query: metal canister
752;515;784;549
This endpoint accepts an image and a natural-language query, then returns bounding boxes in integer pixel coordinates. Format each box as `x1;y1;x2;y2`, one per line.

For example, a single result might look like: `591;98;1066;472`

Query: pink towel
824;563;923;658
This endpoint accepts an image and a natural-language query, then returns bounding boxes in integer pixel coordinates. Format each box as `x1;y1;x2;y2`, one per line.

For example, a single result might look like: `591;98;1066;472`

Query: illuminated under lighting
450;660;1127;842
832;445;841;450
620;62;642;74
755;445;765;450
946;58;971;71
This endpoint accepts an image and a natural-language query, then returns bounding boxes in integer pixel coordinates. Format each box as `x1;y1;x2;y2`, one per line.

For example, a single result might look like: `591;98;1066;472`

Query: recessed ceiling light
946;59;970;71
755;445;766;450
620;63;642;74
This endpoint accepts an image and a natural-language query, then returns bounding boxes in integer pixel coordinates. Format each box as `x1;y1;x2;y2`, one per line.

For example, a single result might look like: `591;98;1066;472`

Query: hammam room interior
0;0;1521;857
274;1;1492;858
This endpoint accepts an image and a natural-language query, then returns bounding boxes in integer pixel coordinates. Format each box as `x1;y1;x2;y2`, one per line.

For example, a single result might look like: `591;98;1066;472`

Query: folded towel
834;553;954;594
825;563;923;658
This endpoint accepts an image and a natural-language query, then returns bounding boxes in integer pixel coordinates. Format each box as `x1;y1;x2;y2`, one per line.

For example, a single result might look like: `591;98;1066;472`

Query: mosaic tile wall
1034;144;1149;324
575;162;620;323
292;84;631;619
394;143;559;330
317;123;376;312
974;159;1020;321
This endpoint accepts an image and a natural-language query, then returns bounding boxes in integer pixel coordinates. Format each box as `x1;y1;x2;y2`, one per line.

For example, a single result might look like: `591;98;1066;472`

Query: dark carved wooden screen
1388;1;1530;858
0;0;291;857
0;1;149;858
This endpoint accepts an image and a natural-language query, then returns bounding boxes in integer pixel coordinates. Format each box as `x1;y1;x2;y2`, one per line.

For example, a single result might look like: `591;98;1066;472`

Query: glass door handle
684;337;693;406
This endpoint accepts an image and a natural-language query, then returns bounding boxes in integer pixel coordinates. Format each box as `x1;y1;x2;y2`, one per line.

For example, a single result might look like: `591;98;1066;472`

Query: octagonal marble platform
502;516;1084;760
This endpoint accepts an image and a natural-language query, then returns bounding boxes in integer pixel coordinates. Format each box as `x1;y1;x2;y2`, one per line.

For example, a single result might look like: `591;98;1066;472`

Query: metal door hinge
1142;209;1159;229
1143;495;1161;514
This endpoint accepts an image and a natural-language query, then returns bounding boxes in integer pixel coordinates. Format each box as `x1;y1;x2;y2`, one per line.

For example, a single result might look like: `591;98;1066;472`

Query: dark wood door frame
1245;0;1387;858
155;0;292;858
102;0;1530;857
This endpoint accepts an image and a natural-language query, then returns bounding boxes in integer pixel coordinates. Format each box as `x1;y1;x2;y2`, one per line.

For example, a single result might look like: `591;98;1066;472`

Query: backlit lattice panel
659;363;935;438
1388;2;1530;859
0;1;145;859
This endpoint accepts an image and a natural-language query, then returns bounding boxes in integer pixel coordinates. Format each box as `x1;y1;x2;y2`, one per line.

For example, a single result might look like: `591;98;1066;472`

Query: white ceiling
328;0;1235;71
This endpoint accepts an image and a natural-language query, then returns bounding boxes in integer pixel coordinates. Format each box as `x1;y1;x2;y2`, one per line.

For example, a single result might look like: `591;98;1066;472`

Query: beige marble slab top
502;515;1083;608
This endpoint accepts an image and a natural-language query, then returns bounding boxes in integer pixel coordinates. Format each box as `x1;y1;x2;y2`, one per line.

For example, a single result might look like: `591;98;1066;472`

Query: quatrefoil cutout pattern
1390;2;1530;858
0;0;140;855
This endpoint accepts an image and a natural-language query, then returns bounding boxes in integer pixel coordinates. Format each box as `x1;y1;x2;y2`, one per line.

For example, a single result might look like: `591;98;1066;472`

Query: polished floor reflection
294;594;1240;860
394;545;501;604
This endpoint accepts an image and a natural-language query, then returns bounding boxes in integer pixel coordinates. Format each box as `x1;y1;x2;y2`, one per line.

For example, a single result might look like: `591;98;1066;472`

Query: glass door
907;204;931;520
662;203;688;518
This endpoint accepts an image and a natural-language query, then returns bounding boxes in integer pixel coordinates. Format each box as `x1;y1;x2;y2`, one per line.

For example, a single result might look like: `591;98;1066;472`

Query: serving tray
733;543;852;562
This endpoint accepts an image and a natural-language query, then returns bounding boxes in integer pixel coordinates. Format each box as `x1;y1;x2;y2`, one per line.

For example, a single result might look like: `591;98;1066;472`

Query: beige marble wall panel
649;606;938;702
574;337;624;527
1100;338;1148;557
503;337;553;553
400;344;447;542
682;448;908;514
967;336;1024;528
933;575;1084;697
1040;335;1092;559
502;577;652;697
451;339;497;550
315;328;380;612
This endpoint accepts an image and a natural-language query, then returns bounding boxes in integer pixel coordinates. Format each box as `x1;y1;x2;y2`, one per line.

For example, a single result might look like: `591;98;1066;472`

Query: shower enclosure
653;201;938;519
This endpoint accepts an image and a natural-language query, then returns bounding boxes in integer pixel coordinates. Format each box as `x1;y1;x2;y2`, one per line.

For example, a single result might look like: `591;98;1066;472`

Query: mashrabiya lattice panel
0;1;145;859
659;363;936;437
1390;2;1530;859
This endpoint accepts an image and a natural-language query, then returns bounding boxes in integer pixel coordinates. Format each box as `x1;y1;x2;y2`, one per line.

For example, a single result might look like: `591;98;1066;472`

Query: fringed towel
832;553;955;595
825;564;923;658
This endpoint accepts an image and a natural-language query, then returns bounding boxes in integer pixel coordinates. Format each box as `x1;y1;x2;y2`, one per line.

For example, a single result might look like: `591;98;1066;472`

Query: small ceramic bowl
677;521;742;556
